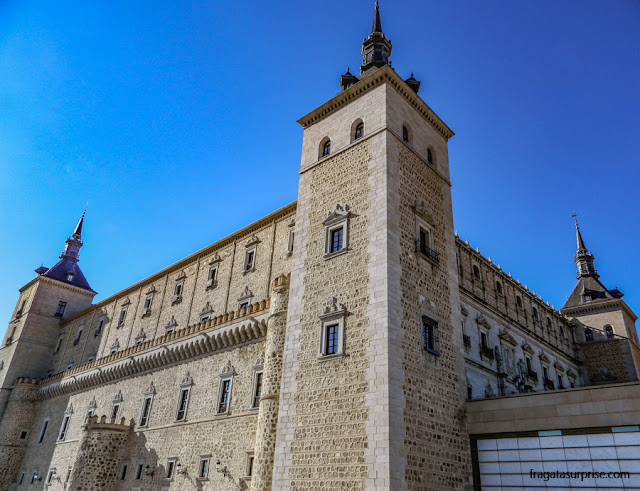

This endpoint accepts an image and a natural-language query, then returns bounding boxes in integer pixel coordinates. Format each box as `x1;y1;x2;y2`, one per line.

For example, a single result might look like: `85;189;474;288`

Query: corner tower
0;211;96;419
273;5;471;489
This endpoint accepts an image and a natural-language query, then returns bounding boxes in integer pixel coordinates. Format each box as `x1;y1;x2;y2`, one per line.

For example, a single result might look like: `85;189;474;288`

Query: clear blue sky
1;1;638;339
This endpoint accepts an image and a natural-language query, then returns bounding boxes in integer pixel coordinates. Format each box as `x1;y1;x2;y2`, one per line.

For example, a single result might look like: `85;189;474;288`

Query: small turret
573;215;598;279
360;2;393;77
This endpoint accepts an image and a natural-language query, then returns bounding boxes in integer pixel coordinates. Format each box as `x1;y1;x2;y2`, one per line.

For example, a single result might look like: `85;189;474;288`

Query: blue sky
0;0;638;338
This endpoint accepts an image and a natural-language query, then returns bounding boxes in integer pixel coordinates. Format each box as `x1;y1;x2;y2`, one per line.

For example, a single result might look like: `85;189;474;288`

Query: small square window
19;430;28;440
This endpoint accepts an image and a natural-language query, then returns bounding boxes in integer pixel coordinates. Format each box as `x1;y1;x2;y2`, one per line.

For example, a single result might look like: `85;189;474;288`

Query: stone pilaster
250;274;289;491
69;415;132;490
0;377;38;487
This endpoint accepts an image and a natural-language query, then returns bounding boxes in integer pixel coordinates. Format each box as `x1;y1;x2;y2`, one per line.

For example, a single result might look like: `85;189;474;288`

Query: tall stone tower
272;4;471;489
0;212;96;419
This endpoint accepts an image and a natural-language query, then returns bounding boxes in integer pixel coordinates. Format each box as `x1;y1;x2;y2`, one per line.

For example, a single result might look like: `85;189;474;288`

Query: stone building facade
0;4;638;490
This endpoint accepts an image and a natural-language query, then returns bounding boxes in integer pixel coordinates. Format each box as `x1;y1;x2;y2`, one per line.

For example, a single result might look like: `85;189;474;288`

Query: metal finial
572;211;579;230
375;0;379;9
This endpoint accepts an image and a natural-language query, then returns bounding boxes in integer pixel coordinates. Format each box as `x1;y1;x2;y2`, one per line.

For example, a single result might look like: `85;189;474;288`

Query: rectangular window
199;458;209;478
55;337;63;353
38;419;49;444
138;396;153;427
245;250;255;271
111;403;121;422
143;295;153;310
525;356;532;371
200;315;210;323
16;299;27;317
18;472;25;484
481;331;488;348
422;316;439;354
252;372;263;408
246;454;254;477
217;379;232;414
330;227;343;253
118;307;127;326
208;266;218;282
65;467;72;483
46;469;55;485
175;388;190;422
119;464;128;480
174;282;183;296
19;430;28;440
85;408;95;420
165;460;175;479
239;301;249;310
325;324;339;355
135;464;143;480
73;327;83;345
55;301;67;317
287;229;295;254
95;318;104;336
58;415;70;441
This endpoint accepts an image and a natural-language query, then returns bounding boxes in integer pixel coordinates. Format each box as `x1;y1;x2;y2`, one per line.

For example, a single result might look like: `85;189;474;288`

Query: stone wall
580;338;639;384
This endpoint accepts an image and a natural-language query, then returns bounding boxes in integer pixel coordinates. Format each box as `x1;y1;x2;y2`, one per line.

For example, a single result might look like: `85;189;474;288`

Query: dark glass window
253;372;263;408
516;296;523;309
247;456;254;476
422;316;438;353
473;265;481;279
135;464;143;480
402;126;409;142
427;148;434;165
585;329;593;342
322;140;331;157
120;465;128;480
605;325;614;339
199;459;209;478
330;228;343;253
218;380;231;413
496;282;503;295
38;420;49;444
165;462;174;479
326;324;339;355
55;301;67;317
354;122;364;140
245;251;255;270
176;389;189;421
58;416;70;441
139;397;152;427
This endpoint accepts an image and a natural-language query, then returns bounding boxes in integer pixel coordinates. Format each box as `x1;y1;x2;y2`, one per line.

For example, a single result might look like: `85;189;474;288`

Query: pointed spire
372;1;382;33
73;207;86;238
360;1;392;76
572;214;598;278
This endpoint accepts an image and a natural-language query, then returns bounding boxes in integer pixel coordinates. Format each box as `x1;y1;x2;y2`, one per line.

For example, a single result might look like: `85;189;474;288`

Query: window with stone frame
119;464;128;481
57;413;71;442
422;315;439;355
73;326;83;345
495;281;503;295
427;147;435;166
323;204;350;258
319;299;346;359
54;336;63;353
94;317;104;336
287;225;295;255
250;371;263;409
320;137;331;158
354;121;364;140
207;264;218;287
165;459;176;480
605;325;614;339
402;125;410;143
110;402;121;422
174;387;190;422
246;452;255;478
38;418;49;444
415;216;439;263
138;393;153;428
55;301;67;317
198;457;210;479
134;464;143;480
244;247;256;272
142;293;153;316
117;306;128;327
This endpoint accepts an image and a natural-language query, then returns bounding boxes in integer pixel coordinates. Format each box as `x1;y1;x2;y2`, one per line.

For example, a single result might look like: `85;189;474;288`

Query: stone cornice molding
297;65;454;141
561;299;638;322
59;203;296;326
20;275;96;297
38;301;270;400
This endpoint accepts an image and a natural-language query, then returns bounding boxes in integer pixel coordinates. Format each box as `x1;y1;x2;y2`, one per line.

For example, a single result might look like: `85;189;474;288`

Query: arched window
427;148;434;165
472;265;481;280
516;296;523;309
354;122;364;140
319;138;331;158
495;281;503;295
605;325;614;339
402;125;409;143
585;328;593;342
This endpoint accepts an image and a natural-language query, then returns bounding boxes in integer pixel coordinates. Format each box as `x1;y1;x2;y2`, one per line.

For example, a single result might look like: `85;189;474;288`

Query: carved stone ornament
145;285;157;295
111;339;120;351
461;305;469;317
113;390;123;403
167;316;177;329
538;351;550;364
180;372;193;386
484;383;494;398
175;271;187;281
245;235;261;248
200;302;213;315
321;297;346;318
288;219;295;228
413;200;435;224
567;369;577;380
65;403;74;415
145;381;156;395
498;329;518;347
209;253;222;265
323;204;351;226
135;329;146;343
522;342;534;355
238;286;254;302
254;352;265;369
476;314;491;329
221;361;236;376
121;297;131;307
554;362;565;373
87;396;97;409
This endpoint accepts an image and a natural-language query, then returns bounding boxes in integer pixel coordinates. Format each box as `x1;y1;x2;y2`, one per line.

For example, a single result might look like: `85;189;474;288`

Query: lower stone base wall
580;340;638;384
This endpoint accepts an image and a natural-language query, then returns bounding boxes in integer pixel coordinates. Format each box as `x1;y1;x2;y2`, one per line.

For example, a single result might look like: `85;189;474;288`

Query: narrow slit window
217;379;231;414
138;396;153;427
252;372;263;408
175;388;190;422
57;415;70;441
38;420;49;444
402;126;409;143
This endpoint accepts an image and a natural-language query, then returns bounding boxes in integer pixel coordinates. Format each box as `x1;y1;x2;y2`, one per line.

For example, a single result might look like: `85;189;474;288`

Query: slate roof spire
573;214;598;278
39;208;95;292
360;1;392;77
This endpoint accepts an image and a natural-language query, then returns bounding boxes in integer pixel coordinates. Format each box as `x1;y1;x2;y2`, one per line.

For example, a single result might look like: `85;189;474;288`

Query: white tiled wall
476;428;640;490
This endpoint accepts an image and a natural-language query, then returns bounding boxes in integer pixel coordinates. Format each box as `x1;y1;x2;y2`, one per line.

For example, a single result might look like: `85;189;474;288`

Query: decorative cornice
38;300;270;400
297;65;454;141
